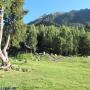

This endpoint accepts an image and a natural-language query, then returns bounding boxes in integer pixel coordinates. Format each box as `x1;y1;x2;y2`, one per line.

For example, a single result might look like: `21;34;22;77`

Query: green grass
0;54;90;90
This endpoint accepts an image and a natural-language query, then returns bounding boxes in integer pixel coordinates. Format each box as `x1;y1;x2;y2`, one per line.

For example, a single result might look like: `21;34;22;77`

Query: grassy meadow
0;54;90;90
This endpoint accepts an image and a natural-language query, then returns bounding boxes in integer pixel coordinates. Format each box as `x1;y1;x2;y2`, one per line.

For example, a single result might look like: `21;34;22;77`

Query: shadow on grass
0;87;18;90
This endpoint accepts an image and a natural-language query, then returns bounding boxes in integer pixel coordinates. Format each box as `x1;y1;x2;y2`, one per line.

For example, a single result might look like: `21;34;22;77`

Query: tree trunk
0;7;11;69
0;35;11;69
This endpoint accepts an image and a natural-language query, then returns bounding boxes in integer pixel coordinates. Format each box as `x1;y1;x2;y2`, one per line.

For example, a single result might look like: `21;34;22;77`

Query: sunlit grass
0;54;90;90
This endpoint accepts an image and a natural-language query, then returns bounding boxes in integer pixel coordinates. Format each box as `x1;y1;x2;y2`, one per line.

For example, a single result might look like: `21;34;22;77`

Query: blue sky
23;0;90;24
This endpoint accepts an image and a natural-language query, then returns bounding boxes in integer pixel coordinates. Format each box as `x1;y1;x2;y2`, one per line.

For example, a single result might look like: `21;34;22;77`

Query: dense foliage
25;24;90;56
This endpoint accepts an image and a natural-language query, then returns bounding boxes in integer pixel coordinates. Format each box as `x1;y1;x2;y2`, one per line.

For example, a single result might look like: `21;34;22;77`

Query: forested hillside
29;9;90;26
26;9;90;56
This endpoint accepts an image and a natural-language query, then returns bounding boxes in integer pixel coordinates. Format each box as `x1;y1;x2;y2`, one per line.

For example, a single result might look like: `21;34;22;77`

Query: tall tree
0;0;26;69
26;25;37;53
79;32;90;55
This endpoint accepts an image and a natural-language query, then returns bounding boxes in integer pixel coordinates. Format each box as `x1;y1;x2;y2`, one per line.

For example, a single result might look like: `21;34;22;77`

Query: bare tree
0;6;11;69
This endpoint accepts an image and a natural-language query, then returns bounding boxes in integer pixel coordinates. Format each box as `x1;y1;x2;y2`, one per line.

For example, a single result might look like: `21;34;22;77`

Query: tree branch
24;42;31;49
3;34;10;58
3;34;10;51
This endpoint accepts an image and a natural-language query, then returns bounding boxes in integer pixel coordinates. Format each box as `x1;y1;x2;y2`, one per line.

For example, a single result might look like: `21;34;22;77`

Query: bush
16;53;37;61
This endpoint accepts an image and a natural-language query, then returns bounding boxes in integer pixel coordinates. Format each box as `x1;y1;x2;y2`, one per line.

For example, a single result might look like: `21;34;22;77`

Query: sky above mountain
23;0;90;24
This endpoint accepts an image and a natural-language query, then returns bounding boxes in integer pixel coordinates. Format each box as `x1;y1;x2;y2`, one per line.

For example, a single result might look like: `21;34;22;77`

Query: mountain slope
29;9;90;25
